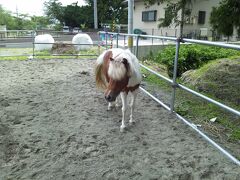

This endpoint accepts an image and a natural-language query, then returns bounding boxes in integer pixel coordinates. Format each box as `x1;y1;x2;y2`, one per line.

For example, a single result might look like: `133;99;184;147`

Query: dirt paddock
0;59;239;179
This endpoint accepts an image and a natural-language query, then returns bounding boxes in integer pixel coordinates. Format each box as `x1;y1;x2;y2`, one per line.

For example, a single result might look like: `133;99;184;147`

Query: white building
133;0;238;41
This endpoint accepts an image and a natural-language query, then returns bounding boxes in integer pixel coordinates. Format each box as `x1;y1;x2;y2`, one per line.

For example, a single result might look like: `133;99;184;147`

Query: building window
142;10;157;22
198;11;206;24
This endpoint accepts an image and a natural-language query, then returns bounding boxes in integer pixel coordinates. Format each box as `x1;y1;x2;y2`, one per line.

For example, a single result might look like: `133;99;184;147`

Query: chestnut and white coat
95;48;142;131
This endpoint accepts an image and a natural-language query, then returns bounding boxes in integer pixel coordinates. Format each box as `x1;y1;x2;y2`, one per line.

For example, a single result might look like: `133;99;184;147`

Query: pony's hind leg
129;89;138;124
120;92;127;132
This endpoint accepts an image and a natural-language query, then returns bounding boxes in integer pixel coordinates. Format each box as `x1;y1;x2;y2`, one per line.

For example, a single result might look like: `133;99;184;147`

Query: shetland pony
95;48;142;132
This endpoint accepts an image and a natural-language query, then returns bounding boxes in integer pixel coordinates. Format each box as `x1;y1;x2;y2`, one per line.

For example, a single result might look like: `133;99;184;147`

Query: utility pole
94;0;98;29
128;0;133;51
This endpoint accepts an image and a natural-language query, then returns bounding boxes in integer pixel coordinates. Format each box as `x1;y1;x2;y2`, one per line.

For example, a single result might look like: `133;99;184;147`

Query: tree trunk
180;1;186;38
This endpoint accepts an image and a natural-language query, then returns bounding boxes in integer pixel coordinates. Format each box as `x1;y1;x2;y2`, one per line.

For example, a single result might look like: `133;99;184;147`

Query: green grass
146;44;240;77
186;57;240;81
0;46;105;60
141;62;240;142
0;48;32;60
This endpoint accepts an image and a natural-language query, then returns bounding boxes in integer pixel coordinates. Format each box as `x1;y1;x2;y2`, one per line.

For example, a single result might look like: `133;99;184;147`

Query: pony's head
100;50;132;102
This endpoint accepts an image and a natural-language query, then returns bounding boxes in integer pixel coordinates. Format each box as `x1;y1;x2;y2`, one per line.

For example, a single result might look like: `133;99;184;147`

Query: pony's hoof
120;125;126;132
129;120;136;125
115;103;121;107
107;106;114;111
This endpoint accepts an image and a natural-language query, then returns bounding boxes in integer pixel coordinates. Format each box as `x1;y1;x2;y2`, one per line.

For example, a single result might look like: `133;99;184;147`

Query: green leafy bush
149;44;240;77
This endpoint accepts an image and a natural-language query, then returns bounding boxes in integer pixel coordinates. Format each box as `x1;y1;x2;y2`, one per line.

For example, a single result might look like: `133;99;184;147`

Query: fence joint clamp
177;37;185;43
171;82;179;88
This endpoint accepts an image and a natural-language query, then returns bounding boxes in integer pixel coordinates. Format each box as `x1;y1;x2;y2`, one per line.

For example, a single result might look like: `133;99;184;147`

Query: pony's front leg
120;92;127;132
129;89;138;124
115;95;121;107
107;102;115;110
107;96;121;110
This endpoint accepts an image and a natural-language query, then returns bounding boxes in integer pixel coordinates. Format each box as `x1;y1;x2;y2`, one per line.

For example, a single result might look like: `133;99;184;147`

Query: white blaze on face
108;61;127;81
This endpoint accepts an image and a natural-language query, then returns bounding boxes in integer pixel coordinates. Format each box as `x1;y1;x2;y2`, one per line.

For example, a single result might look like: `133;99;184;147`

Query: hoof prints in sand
0;59;239;179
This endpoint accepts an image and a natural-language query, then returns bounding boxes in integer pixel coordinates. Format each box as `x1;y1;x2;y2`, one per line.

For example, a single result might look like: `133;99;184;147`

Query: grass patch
145;44;240;77
141;61;240;143
0;56;29;61
0;46;105;60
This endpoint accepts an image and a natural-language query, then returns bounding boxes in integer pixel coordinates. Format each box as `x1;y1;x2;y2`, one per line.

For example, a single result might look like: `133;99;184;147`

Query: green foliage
44;0;64;24
31;16;50;30
158;3;177;27
210;0;240;38
147;44;240;77
85;0;128;26
64;3;93;28
0;6;16;29
0;5;49;30
44;0;93;28
141;62;240;142
144;0;192;37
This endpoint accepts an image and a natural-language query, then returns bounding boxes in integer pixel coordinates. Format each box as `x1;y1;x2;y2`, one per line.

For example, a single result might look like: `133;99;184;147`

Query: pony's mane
108;59;127;80
95;63;107;89
107;49;136;80
95;48;141;89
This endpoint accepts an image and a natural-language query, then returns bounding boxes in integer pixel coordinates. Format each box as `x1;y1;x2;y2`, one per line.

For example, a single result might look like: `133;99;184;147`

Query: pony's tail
95;63;107;89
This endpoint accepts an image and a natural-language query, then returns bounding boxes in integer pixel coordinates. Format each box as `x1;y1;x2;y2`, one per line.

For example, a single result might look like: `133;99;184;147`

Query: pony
95;48;142;132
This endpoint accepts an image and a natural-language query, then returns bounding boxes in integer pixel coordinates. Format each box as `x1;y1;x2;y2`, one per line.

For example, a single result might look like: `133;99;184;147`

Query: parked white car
63;26;70;33
73;27;82;34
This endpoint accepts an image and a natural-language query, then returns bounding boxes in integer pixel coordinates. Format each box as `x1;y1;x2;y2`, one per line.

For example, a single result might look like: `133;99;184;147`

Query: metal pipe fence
0;30;239;165
99;31;240;166
0;31;104;59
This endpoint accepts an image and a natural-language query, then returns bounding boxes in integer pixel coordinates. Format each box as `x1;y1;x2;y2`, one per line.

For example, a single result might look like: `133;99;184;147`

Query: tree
210;0;240;40
44;0;94;29
144;0;193;38
31;16;50;30
44;0;64;24
64;2;93;28
0;5;17;29
0;5;50;30
84;0;127;27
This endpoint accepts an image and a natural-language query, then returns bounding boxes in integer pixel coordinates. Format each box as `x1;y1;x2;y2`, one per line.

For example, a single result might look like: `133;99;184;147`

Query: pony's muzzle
105;94;116;102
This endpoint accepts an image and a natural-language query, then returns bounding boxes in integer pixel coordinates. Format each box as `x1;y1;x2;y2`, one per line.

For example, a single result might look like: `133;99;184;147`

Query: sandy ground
0;59;239;180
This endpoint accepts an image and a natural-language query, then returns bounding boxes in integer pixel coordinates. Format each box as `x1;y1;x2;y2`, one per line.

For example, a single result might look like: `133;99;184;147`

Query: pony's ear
103;50;113;61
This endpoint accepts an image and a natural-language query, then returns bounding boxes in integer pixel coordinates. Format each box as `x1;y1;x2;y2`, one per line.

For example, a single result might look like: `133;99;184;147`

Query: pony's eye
122;58;128;65
110;57;114;61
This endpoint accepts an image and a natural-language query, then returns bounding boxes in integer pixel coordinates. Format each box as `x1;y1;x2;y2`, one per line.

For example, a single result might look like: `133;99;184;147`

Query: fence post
97;32;100;55
128;36;133;52
152;28;154;45
32;30;35;60
105;32;108;50
116;33;119;48
136;35;140;58
170;37;181;112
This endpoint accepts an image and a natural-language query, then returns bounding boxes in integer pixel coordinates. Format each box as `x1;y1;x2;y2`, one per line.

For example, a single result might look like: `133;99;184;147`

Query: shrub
149;44;240;77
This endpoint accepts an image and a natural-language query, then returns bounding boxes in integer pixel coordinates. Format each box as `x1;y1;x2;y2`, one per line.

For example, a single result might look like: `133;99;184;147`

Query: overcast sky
0;0;87;16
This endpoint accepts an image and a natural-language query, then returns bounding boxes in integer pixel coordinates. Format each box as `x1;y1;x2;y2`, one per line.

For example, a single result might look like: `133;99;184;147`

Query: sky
0;0;87;16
